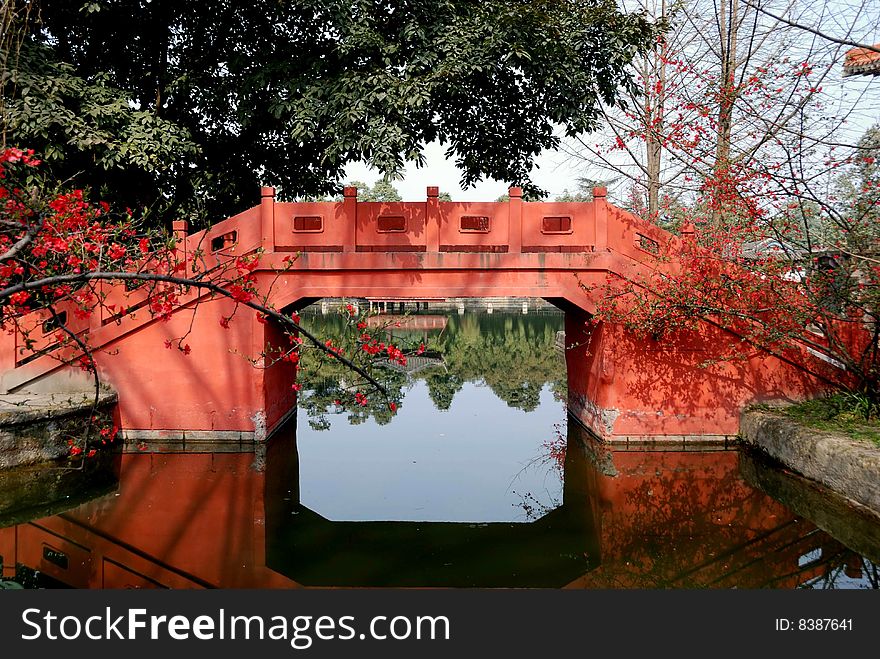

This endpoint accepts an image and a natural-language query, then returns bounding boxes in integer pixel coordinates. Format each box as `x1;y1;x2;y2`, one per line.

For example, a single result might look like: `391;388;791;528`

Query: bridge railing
0;183;675;379
268;186;612;255
171;183;677;263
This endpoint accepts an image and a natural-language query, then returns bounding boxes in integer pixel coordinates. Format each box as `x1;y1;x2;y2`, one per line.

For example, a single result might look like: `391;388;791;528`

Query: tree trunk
641;0;667;221
713;0;738;226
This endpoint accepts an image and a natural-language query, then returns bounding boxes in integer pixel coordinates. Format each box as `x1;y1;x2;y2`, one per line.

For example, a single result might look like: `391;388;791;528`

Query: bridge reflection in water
0;418;875;589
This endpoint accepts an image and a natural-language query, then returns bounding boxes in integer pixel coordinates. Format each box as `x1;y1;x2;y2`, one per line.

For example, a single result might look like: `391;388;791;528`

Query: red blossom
228;285;253;303
8;291;30;306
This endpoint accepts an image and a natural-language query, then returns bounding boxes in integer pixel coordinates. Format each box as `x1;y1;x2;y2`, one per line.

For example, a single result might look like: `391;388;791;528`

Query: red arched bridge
0;186;836;447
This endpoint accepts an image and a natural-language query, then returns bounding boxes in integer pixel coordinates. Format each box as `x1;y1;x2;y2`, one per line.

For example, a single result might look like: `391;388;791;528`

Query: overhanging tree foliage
4;0;657;226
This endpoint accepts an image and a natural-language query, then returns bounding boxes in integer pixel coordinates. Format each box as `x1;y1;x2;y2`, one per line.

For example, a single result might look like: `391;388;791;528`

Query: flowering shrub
589;194;880;396
0;147;418;460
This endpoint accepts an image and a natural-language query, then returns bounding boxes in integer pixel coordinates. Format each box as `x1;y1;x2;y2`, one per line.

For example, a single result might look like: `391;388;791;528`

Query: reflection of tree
423;370;464;411
430;313;566;412
298;367;407;429
298;310;566;424
512;422;566;521
799;556;879;590
296;312;410;428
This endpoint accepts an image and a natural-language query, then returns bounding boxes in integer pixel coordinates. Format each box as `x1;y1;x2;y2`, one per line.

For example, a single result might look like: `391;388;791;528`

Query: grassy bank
776;394;880;448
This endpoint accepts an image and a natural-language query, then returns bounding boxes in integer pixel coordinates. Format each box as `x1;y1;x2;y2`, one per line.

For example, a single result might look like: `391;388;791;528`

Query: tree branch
0;270;390;397
742;1;880;52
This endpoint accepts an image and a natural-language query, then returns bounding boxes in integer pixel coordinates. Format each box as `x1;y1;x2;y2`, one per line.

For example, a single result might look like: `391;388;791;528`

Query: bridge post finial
426;187;440;252
680;222;696;240
507;187;523;254
260;186;276;252
172;219;189;237
342;186;358;252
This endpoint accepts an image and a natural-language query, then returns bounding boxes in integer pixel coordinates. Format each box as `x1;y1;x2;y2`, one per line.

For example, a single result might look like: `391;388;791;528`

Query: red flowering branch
0;146;419;460
588;203;880;394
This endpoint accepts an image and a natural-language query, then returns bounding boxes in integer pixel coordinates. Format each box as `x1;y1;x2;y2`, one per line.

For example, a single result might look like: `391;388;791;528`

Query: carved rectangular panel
293;216;323;232
377;216;406;233
541;216;572;234
460;216;490;232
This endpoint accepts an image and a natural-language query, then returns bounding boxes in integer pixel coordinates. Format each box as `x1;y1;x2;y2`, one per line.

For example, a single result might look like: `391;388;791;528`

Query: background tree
2;42;199;221
554;178;610;202
836;124;880;254
590;121;880;397
3;0;657;226
344;179;403;202
563;0;880;229
555;0;880;399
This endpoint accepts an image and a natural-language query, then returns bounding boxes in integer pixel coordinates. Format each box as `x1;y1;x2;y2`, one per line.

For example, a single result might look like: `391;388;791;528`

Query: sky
342;138;586;202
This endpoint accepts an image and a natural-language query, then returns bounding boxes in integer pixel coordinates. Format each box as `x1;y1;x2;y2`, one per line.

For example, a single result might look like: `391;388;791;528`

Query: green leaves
9;0;656;223
2;42;198;218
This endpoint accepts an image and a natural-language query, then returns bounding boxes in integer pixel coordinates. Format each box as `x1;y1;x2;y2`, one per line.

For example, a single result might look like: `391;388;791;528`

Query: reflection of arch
266;505;597;588
266;420;599;588
0;418;868;589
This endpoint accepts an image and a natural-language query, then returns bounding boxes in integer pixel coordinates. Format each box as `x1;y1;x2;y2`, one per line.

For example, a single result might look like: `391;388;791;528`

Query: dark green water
1;308;878;589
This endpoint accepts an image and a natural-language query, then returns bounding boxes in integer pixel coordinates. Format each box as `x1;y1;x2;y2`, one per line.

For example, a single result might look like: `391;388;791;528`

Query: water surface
1;309;877;588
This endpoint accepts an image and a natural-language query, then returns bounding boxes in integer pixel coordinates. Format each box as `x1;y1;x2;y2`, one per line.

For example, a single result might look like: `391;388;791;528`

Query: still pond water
1;308;878;588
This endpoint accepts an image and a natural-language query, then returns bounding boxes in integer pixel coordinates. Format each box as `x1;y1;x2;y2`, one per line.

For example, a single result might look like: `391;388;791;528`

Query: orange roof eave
843;44;880;77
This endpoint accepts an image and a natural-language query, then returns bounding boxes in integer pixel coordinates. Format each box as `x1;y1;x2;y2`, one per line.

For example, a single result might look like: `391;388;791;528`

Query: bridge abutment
564;308;832;444
86;297;296;449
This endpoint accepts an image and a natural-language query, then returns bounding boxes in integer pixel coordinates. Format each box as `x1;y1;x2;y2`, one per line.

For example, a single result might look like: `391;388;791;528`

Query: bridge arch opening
284;296;572;523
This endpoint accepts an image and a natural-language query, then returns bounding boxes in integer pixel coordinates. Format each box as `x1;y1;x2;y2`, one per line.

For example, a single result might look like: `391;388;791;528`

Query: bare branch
0;270;390;396
742;1;880;52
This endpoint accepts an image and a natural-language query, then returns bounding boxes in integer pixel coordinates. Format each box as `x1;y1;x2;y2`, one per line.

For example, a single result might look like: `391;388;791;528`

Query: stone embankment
0;389;117;469
740;409;880;515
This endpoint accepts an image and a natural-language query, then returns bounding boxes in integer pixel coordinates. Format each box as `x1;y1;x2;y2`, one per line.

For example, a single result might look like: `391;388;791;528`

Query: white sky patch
342;139;586;202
